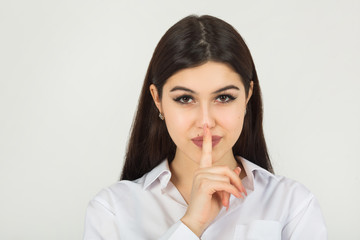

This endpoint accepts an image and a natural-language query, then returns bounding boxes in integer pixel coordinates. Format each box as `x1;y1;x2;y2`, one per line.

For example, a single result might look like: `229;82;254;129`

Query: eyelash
174;95;193;104
173;94;236;104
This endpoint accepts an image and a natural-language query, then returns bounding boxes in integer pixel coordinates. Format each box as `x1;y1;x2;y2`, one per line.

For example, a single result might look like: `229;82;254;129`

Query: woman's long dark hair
121;15;273;181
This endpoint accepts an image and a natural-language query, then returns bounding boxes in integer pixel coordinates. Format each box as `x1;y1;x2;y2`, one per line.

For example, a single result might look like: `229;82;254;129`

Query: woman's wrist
180;215;206;237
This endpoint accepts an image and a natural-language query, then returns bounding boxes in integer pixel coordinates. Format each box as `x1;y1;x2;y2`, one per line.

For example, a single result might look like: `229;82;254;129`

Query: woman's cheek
218;107;244;127
172;111;192;128
218;109;244;144
165;111;192;140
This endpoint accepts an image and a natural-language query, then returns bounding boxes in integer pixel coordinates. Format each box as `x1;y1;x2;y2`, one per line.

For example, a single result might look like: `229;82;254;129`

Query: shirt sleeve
83;199;120;240
159;220;199;240
282;194;327;239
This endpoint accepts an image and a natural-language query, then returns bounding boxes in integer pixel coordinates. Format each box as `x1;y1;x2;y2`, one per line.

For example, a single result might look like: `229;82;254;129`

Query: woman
84;15;327;239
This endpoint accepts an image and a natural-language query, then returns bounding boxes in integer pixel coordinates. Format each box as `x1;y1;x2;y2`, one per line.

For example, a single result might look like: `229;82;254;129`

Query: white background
1;0;359;239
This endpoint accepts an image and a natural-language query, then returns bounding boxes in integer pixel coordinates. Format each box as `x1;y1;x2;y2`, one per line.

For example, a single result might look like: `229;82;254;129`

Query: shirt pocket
233;220;281;240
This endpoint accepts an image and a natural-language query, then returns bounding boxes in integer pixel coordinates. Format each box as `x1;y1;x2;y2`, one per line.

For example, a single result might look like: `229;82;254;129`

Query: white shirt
84;157;327;239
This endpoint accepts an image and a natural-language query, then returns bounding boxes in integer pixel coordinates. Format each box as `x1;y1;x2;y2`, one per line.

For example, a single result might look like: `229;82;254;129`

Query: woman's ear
246;81;254;104
149;84;162;113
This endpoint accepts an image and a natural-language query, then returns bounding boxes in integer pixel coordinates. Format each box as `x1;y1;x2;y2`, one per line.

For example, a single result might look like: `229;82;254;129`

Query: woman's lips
191;135;222;148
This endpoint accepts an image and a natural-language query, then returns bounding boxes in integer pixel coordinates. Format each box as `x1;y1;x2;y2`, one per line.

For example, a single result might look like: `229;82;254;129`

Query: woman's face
150;61;253;165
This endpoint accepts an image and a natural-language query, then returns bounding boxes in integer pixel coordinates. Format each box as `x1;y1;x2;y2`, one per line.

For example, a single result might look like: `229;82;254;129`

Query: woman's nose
196;103;215;129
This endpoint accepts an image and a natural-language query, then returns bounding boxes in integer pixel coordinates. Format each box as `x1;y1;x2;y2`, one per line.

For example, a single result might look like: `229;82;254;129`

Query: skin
150;61;253;237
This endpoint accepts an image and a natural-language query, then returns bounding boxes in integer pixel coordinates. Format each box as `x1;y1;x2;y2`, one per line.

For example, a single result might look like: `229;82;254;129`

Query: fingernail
244;189;248;196
203;123;209;133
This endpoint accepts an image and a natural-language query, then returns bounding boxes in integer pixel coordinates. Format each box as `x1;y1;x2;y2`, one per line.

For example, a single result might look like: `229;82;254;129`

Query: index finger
199;124;212;168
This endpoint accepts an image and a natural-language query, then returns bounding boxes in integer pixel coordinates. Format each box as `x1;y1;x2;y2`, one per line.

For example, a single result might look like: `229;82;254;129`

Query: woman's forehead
164;62;244;92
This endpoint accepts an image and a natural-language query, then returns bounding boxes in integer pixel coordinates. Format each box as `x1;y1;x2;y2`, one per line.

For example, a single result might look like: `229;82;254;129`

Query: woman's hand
180;125;247;237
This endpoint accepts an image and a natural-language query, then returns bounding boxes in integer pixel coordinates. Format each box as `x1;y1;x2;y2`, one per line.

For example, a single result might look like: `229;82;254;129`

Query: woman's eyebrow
170;86;196;93
169;85;240;94
212;85;240;94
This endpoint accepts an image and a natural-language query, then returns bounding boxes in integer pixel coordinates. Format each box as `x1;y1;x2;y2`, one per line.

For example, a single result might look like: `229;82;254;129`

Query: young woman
84;15;327;239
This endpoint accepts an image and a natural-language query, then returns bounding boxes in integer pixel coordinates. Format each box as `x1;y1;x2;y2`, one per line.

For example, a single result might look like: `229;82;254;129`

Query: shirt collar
143;160;172;190
142;157;276;191
236;156;277;191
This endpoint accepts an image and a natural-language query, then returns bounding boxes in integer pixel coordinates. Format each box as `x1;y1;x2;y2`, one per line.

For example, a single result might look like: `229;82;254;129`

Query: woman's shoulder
89;159;169;212
271;173;315;211
240;157;314;203
88;179;143;213
241;158;321;223
87;178;153;221
270;170;313;201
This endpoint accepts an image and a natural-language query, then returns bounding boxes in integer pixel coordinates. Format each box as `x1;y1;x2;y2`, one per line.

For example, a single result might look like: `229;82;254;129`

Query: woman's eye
174;96;194;104
216;95;235;103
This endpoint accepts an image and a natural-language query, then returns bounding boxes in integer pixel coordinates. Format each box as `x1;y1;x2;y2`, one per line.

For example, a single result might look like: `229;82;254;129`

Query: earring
159;113;165;120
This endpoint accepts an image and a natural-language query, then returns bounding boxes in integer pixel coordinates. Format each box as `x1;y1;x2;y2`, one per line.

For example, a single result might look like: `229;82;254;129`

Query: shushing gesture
180;124;247;237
